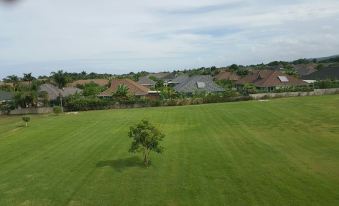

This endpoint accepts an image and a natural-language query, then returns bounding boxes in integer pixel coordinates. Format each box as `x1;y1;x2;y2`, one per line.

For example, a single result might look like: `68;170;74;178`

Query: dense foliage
314;80;339;89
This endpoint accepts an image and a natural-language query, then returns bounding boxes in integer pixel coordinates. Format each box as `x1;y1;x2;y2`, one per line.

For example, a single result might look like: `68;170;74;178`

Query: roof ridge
259;70;276;85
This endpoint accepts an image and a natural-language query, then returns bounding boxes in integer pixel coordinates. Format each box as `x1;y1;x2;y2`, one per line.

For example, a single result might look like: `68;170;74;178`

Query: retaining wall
250;88;339;100
8;107;53;115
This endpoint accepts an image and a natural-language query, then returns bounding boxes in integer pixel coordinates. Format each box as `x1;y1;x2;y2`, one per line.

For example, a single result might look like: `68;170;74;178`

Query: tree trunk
25;122;28;127
143;149;149;166
60;96;64;113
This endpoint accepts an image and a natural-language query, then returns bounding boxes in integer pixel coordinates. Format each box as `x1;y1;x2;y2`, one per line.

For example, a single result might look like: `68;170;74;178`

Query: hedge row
63;95;251;111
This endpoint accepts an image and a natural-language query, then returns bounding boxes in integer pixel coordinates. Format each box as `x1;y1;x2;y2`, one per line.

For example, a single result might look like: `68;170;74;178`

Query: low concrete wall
250;88;339;100
109;103;148;109
9;107;53;115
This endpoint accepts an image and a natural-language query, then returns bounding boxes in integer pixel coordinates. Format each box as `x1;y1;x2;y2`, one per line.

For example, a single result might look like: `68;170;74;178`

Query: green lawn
0;95;339;206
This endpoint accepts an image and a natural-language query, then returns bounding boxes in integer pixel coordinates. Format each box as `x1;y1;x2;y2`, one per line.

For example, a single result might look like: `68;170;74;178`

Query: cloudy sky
0;0;339;78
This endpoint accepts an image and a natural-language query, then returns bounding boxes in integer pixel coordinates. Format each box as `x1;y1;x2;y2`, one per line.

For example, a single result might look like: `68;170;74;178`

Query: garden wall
9;107;53;115
250;88;339;100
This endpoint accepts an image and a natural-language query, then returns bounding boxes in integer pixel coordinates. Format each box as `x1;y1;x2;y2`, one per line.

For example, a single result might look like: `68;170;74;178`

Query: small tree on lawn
128;120;165;166
22;116;30;127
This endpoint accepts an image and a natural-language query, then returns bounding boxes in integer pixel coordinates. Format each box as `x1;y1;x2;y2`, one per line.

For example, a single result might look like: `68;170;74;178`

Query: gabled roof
0;91;13;101
68;79;109;87
98;79;150;97
173;75;225;93
170;75;189;84
39;84;82;100
236;70;308;87
137;76;156;86
215;71;240;81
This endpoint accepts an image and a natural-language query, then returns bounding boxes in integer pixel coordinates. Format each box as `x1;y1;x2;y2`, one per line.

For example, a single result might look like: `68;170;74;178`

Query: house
39;84;82;100
0;91;13;103
137;76;156;88
168;75;189;86
215;70;240;81
236;70;308;92
98;79;159;99
302;66;339;81
173;75;225;94
68;79;109;87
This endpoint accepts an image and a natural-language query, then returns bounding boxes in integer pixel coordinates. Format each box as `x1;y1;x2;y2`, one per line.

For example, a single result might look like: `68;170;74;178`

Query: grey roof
137;76;156;86
170;75;189;84
173;75;225;93
0;91;13;101
147;72;175;80
39;84;82;100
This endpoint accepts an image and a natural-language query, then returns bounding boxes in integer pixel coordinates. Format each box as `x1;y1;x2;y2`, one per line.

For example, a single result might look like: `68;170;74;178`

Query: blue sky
0;0;339;79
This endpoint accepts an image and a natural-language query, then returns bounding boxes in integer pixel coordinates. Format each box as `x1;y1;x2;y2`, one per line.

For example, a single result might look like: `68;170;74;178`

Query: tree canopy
128;120;165;166
51;70;68;89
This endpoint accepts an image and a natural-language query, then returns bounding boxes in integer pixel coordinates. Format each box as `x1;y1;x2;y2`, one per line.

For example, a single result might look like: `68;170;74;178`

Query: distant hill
302;65;339;80
311;55;339;63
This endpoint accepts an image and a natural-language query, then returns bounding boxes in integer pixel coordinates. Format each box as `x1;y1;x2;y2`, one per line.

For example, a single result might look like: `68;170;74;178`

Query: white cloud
0;0;339;78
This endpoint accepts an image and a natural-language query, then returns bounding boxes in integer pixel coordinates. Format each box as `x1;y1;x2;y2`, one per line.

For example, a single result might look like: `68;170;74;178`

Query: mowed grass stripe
1;114;130;205
0;95;338;205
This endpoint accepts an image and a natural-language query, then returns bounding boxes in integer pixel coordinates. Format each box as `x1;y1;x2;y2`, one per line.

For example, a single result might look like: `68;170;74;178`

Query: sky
0;0;339;79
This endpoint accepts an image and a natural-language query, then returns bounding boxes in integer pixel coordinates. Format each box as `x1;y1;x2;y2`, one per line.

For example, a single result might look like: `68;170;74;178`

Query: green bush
53;106;62;115
65;96;112;111
149;100;161;107
314;80;339;89
22;116;31;127
0;102;15;115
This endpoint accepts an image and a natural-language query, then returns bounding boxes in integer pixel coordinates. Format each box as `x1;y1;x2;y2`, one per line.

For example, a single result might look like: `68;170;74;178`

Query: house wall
250;88;339;100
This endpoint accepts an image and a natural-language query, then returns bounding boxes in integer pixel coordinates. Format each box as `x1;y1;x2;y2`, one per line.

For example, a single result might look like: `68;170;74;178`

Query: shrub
165;99;177;106
53;106;62;115
65;96;111;111
22;116;31;127
242;83;257;95
149;100;161;107
192;98;203;105
314;80;339;89
0;102;15;115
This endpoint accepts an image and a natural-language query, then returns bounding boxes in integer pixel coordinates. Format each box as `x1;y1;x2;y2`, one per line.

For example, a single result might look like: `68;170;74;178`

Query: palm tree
3;75;20;91
51;70;68;112
114;84;129;98
51;70;68;89
22;73;35;82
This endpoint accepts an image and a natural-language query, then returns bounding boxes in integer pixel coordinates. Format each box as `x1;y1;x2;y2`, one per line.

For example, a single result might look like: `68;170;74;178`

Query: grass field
0;95;339;206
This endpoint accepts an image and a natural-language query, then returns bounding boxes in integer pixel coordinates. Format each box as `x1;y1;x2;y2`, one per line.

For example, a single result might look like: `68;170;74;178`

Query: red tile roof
236;70;308;87
98;79;150;97
215;71;240;81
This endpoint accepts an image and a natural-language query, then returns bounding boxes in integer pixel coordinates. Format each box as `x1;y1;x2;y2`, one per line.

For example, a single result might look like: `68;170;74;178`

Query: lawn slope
0;95;339;206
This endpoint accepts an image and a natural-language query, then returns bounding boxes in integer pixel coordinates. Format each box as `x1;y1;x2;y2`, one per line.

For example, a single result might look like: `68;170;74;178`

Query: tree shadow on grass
96;156;144;172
